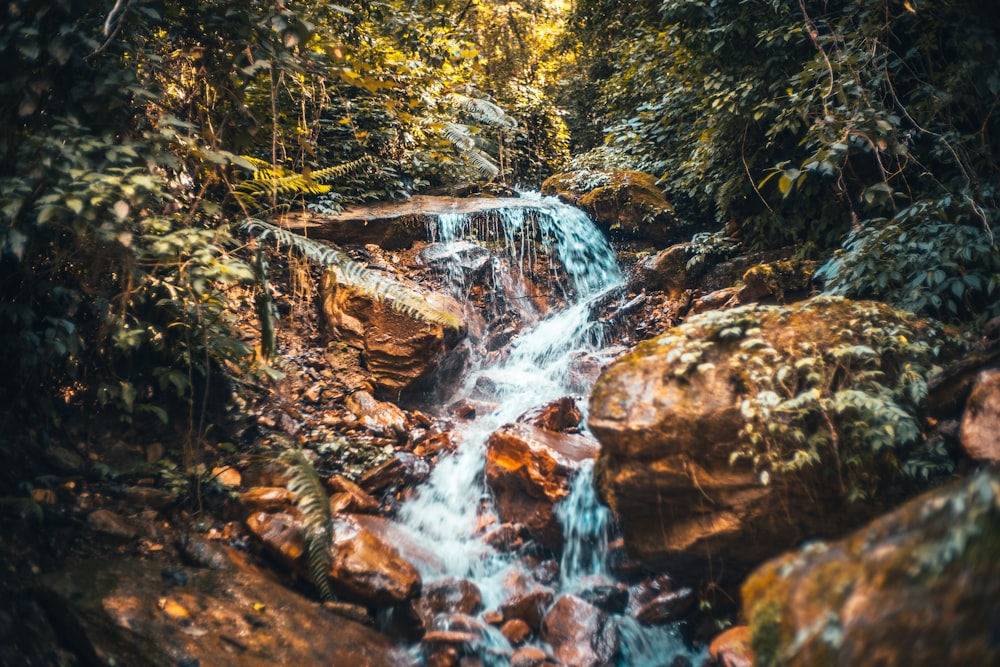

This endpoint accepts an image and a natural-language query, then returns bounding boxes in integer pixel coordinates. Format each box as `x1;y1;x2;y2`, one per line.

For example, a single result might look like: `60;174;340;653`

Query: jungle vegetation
1;0;998;437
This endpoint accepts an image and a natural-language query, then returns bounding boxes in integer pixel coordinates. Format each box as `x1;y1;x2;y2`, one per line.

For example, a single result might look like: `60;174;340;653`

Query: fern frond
242;218;462;331
448;93;517;130
310;155;377;183
236;155;376;202
280;449;334;602
440;122;477;151
467;148;500;180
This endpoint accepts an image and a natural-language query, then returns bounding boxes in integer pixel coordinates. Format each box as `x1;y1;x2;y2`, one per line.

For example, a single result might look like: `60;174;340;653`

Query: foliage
242;219;462;331
563;0;1000;322
663;297;963;500
280;449;334;602
684;231;740;273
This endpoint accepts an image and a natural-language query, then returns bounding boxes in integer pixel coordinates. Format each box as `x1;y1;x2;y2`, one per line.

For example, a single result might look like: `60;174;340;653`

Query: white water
399;195;703;665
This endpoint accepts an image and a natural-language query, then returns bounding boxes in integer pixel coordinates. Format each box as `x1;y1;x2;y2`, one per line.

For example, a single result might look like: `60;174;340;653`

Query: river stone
541;170;684;245
344;390;409;439
414;578;483;628
540;594;617;667
515;396;582;433
709;626;753;667
741;470;1000;667
320;270;465;400
588;296;960;586
484;423;600;552
959;367;1000;462
38;559;412;667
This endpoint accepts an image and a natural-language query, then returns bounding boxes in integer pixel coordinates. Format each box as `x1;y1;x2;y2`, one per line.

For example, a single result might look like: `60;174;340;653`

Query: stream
398;194;704;666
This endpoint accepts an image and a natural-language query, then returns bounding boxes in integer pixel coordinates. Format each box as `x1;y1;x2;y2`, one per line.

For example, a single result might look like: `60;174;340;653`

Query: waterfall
398;194;704;665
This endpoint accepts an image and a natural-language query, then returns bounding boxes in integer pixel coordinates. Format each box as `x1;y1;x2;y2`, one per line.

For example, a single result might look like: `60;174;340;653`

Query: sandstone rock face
742;470;1000;667
39;559;411;667
959;367;1000;462
321;271;465;399
540;594;617;667
542;170;684;245
588;296;960;584
484;423;600;552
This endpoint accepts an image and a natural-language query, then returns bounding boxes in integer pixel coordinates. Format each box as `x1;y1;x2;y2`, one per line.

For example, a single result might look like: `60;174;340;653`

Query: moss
749;600;786;667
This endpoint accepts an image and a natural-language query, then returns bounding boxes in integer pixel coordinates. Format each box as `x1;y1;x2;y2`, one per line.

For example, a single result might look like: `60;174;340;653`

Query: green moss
749;600;786;667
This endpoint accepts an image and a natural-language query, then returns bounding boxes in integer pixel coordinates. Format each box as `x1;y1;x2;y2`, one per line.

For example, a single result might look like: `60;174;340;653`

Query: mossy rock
743;469;1000;667
587;296;965;586
542;169;689;245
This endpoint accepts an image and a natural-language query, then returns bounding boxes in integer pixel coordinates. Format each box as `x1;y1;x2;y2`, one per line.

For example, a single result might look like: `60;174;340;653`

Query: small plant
684;231;740;273
281;449;334;602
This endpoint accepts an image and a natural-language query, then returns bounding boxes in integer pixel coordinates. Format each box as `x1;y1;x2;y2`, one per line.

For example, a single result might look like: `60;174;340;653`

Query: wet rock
245;511;305;564
499;618;532;645
485;423;600;552
589;297;962;585
633;587;695;625
425;644;460;667
86;509;138;540
331;514;424;605
627;244;692;297
575;575;629;614
742;469;1000;667
240;487;294;513
123;486;176;511
516;396;582;433
418;241;491;279
345;390;409;439
499;589;554;631
959;367;1000;462
211;466;241;488
320;271;466;399
39;559;411;667
415;578;483;628
482;523;527;552
412;430;460;458
709;626;753;667
359;452;430;495
540;594;617;667
510;646;549;667
326;474;380;514
542;170;684;244
240;460;290;488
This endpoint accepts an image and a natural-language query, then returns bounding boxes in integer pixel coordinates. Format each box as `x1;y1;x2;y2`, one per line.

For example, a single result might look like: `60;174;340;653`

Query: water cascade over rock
396;194;704;666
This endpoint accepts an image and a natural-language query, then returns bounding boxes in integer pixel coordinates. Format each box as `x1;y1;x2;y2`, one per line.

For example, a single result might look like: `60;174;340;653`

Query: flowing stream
398;195;701;665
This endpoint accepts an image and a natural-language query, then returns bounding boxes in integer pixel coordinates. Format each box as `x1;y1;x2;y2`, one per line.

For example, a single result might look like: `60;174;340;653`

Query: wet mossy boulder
742;469;1000;667
588;296;964;585
541;170;687;245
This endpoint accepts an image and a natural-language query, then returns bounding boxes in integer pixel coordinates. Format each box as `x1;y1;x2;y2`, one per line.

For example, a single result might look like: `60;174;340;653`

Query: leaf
280;450;334;602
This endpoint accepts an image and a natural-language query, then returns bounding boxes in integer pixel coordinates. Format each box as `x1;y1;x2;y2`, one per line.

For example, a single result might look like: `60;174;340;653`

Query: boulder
485;423;600;551
344;390;409;439
414;578;483;628
515;396;582;432
244;511;422;606
708;626;753;667
542;170;684;245
742;470;1000;667
38;559;411;667
320;271;465;399
588;296;963;585
627;244;692;297
959;367;1000;462
540;594;618;667
499;588;555;631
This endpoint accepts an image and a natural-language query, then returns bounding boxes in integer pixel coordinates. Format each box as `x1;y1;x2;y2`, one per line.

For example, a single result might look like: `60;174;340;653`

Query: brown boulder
240;487;294;513
320;270;465;399
516;396;582;432
542;170;683;245
627;244;692;297
485;423;600;551
959;367;1000;462
499;588;555;631
588;297;962;585
540;594;617;667
326;474;380;514
742;470;1000;667
709;626;753;667
344;390;409;439
39;559;411;667
414;578;483;628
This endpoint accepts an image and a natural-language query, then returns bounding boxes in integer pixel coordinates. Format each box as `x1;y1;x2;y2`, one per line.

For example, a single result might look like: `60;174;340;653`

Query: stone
415;578;483;628
959;367;1000;462
540;594;617;667
39;559;410;667
575;575;629;614
499;619;532;645
326;474;380;514
516;396;582;432
709;626;753;667
499;589;555;631
627;244;692;298
123;486;176;511
418;240;491;280
741;470;1000;667
633;587;695;625
239;487;294;513
211;466;241;488
542;170;685;245
320;270;466;399
510;646;548;667
485;423;599;552
344;390;409;439
86;509;138;540
588;296;962;586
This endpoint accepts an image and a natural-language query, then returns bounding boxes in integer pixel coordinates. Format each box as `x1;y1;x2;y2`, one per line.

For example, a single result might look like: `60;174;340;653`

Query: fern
236;155;377;203
280;449;334;602
242;218;462;331
448;92;517;130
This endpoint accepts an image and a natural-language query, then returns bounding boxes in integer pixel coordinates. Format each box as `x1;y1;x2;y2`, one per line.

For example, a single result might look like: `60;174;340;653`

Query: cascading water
399;194;703;665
